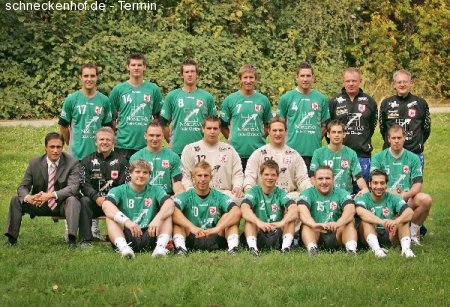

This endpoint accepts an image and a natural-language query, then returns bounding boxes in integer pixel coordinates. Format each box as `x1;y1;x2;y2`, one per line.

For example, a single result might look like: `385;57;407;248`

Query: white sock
366;234;381;252
281;233;294;249
410;223;421;237
114;237;128;250
306;242;318;252
345;240;357;252
91;219;99;230
227;233;239;250
173;234;187;250
246;236;258;249
156;233;170;249
400;236;411;251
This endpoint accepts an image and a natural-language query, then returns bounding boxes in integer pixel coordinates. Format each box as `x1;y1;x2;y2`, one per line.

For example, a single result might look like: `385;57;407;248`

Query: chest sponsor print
144;94;151;103
358;104;366;113
271;204;277;213
403;165;409;174
382;207;390;216
95;106;103;115
330;201;337;210
144;198;152;207
254;104;261;112
408;109;416;117
161;160;170;168
341;159;349;169
209;206;217;215
196;99;204;107
312;102;319;110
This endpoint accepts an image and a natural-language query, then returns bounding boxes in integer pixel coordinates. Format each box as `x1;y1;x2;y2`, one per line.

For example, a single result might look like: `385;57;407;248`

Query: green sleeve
393;194;407;214
297;189;312;209
242;189;257;209
262;96;273;124
277;93;288;118
109;87;120;119
106;186;123;207
321;95;330;123
156;186;169;208
174;192;187;211
370;153;382;171
220;97;231;124
161;93;174;122
60;95;74;122
350;150;362;177
218;192;234;213
171;154;182;178
102;97;112;124
152;86;164;116
309;148;321;173
410;154;423;180
207;94;217;116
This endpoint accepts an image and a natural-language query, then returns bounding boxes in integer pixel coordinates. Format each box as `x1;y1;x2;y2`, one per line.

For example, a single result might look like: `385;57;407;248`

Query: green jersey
110;81;163;150
220;91;272;158
174;189;235;230
277;89;330;156
355;192;408;230
371;148;422;192
106;183;169;229
310;145;362;193
298;186;354;223
160;88;217;154
59;90;112;160
242;185;295;223
130;147;182;195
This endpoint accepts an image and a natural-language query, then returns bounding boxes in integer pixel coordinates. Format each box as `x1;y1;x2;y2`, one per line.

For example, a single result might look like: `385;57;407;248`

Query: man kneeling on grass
297;166;358;254
101;159;174;259
355;169;415;258
241;160;298;256
172;161;241;255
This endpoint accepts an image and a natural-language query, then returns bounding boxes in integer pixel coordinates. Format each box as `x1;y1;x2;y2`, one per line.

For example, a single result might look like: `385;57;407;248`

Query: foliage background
0;0;448;119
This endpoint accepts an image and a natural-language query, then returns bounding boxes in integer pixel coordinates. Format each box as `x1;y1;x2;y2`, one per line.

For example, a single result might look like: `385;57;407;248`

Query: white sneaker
91;219;106;241
410;236;421;246
401;248;416;258
119;245;135;259
374;248;387;258
152;246;169;257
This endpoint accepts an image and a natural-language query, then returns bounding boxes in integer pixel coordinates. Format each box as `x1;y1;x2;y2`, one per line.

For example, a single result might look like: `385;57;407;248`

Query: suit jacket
17;152;80;204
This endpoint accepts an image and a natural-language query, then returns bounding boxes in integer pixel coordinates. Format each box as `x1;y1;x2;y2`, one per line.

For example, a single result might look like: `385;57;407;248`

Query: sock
227;233;239;250
400;236;411;252
173;234;187;250
306;242;318;252
156;233;170;249
281;233;294;250
345;240;357;252
114;237;128;250
410;223;421;237
366;234;381;252
246;236;257;250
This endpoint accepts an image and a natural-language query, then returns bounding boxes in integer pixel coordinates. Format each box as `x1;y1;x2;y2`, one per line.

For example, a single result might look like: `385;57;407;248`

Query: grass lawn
0;114;449;306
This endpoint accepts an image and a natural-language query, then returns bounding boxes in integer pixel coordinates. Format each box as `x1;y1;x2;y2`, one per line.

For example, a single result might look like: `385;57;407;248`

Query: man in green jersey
310;120;368;195
371;125;432;245
59;63;112;160
355;170;415;258
298;166;357;254
277;62;330;170
172;161;241;255
241;160;298;255
220;64;272;171
102;159;174;259
130;120;184;195
110;53;163;160
160;59;217;155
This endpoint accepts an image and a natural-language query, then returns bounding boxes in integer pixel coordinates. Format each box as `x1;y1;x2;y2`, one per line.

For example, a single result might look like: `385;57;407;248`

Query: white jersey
244;144;312;194
181;140;244;192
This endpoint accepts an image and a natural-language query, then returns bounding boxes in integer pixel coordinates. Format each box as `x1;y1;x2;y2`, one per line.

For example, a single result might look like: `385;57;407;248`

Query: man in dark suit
4;132;81;248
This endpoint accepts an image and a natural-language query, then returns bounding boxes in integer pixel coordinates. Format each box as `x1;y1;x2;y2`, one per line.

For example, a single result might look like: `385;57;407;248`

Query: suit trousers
79;196;105;242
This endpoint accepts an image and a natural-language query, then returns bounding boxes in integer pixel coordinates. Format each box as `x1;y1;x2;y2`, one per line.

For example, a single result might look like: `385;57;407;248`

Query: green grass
0;115;449;306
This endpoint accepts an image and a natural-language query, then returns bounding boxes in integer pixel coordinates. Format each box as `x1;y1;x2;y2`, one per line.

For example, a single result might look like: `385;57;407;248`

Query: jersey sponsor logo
336;96;346;104
110;159;119;166
209;206;217;215
144;94;151;103
254;104;261;112
92;158;100;166
389;101;399;108
161;160;170;168
407;101;418;108
330;201;337;210
382;207;390;216
194;146;201;152
403;165;409;174
357;97;368;101
341;159;349;169
358;104;366;113
219;154;228;163
111;170;119;179
144;198;152;207
280;167;287;174
336;106;348;116
271;204;277;213
408;109;416;117
95;106;103;115
312;102;319;110
283;156;292;164
387;110;399;119
196;99;204;107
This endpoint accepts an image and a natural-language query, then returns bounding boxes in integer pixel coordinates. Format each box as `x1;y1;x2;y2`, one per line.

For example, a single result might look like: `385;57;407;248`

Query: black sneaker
248;247;260;256
281;247;290;253
308;246;320;256
68;241;76;249
228;246;239;255
175;246;187;256
80;241;93;250
4;241;16;248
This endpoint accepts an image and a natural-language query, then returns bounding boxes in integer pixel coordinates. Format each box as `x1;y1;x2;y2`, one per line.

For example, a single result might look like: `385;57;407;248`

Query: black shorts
319;232;340;251
123;228;157;252
186;233;227;251
376;229;392;247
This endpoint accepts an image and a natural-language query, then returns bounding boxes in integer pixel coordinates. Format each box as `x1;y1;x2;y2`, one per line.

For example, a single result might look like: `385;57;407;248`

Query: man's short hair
343;67;361;78
259;159;280;176
314;165;334;177
79;63;98;76
127;53;147;66
369;169;389;184
296;62;314;75
202;115;221;128
180;59;198;75
45;132;64;146
146;119;164;131
193;160;212;175
130;159;152;173
388;124;406;137
393;69;412;82
327;119;345;133
95;127;116;144
269;116;287;130
238;64;258;80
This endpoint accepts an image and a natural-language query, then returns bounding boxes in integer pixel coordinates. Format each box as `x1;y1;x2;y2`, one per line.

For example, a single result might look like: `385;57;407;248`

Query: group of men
4;54;432;259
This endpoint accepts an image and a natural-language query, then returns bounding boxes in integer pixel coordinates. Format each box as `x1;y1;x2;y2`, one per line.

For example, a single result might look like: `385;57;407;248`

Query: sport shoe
80;241;93;250
374;248;387;258
228;246;239;255
401;248;416;258
308;246;320;256
152;246;169;257
281;247;290;253
420;224;427;237
411;236;421;246
175;246;188;256
64;220;69;242
92;219;106;241
119;245;135;259
248;247;260;256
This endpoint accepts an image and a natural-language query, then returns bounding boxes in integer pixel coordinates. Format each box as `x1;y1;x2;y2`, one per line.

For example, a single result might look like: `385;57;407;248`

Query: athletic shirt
244;144;311;193
106;183;169;229
298;186;354;223
59;90;112;160
160;88;217;154
109;81;163;150
220;91;272;158
130;147;182;195
277;89;330;157
174;189;235;229
181;140;243;191
355;192;408;230
371;148;423;192
310;145;362;193
242;185;295;223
